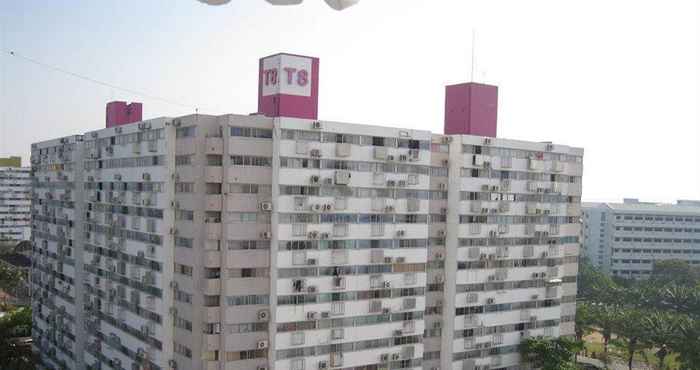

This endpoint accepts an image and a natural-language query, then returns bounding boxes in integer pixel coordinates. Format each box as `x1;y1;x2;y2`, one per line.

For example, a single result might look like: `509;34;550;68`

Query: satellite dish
197;0;231;5
324;0;359;10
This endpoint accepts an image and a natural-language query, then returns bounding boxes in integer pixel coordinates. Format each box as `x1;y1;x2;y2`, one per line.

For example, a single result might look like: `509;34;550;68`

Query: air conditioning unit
438;183;447;190
307;286;317;293
320;232;330;239
323;203;334;211
396;230;405;237
385;205;395;213
308;231;319;239
442;159;449;166
310;149;322;157
386;154;395;161
307;258;317;265
168;359;178;369
261;202;273;211
398;180;407;187
391;353;401;360
383;281;392;288
311;203;322;212
442;136;453;144
260;231;272;240
399;154;408;161
484;138;492;145
380;353;390;362
310;175;321;185
307;311;317;320
113;173;122;181
169;281;178;290
311;121;322;129
318;361;329;369
486;298;495;304
257;309;270;321
386;180;396;187
142;173;151;181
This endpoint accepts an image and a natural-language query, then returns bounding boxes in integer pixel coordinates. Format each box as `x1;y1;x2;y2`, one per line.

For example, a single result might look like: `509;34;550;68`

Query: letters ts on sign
261;54;313;97
258;53;319;120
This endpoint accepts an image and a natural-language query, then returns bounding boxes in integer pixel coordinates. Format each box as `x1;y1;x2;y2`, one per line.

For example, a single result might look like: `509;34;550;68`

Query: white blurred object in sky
198;0;360;10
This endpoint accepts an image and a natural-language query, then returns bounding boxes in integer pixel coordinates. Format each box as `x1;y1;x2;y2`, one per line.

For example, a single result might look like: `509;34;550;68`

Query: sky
0;0;698;203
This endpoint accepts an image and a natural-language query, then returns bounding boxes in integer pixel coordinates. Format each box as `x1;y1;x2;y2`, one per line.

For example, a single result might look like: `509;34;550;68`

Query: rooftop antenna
470;28;476;82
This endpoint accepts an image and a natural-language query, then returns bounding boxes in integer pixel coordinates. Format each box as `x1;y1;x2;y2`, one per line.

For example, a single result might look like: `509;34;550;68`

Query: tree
520;336;582;370
575;302;595;341
650;260;700;288
643;311;681;370
613;309;651;370
588;303;621;354
0;306;34;369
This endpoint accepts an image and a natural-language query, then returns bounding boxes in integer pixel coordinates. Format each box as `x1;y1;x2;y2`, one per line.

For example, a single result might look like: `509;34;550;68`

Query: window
176;126;196;138
174;263;193;276
206;183;222;194
206;155;223;166
291;359;305;370
176;210;194;221
174;342;192;358
230;126;273;138
203;323;221;334
175;155;193;166
291;332;305;345
175;237;193;248
202;350;219;361
230;155;272;167
175;182;194;193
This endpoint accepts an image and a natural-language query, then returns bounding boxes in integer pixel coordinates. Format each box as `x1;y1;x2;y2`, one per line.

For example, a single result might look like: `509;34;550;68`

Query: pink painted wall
106;101;143;128
444;82;498;137
257;53;319;120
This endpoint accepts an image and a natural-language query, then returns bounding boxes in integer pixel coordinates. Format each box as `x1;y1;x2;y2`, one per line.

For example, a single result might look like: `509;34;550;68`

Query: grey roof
583;201;700;215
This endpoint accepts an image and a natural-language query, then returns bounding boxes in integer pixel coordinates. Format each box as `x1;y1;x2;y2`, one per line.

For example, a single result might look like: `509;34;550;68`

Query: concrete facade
583;199;700;277
31;114;582;370
0;158;31;244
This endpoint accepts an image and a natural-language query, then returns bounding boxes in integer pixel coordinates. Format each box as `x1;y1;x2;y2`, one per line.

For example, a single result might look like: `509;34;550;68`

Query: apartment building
583;199;700;277
0;156;32;244
31;53;583;370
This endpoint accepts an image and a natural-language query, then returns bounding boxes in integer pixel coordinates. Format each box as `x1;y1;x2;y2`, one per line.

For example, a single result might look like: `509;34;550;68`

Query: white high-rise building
582;199;700;277
31;53;583;370
0;157;32;244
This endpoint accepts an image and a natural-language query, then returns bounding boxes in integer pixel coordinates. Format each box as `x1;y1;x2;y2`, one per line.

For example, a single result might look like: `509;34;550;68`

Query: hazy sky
1;0;698;203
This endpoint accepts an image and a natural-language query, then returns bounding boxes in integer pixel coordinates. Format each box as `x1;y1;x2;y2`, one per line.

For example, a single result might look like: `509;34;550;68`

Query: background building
0;157;32;246
582;199;700;277
31;53;583;370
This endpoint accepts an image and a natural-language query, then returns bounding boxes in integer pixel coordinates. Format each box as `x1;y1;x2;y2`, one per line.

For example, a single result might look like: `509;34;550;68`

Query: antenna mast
470;28;476;82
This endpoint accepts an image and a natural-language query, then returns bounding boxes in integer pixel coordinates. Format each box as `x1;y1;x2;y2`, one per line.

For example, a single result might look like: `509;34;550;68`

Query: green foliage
651;260;700;288
0;306;34;369
520;336;582;370
577;259;700;370
0;263;23;293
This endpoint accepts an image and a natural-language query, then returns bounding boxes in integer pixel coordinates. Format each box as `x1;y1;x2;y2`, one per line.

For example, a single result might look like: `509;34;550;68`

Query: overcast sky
1;0;698;203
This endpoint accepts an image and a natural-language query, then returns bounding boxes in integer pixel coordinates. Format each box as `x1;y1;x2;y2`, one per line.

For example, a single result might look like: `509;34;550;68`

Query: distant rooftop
583;199;700;215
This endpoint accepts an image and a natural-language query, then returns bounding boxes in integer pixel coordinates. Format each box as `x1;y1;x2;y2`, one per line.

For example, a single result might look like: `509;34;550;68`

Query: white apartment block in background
0;157;32;244
582;199;700;277
31;53;583;370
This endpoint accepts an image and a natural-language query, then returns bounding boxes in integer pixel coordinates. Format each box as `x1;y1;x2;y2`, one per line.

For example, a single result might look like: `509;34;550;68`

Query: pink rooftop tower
106;101;143;128
444;82;498;137
257;53;320;120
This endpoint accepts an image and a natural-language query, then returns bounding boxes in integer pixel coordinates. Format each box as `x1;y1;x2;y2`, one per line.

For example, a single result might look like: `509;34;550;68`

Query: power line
5;49;210;112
